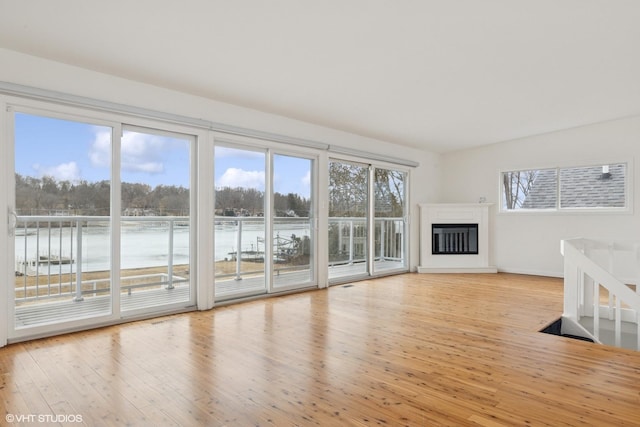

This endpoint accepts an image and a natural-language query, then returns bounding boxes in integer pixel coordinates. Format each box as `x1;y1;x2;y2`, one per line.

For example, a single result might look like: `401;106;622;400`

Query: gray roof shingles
520;164;625;209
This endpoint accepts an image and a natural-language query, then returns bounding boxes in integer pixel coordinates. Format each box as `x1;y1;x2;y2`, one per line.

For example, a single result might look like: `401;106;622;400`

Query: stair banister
562;238;640;350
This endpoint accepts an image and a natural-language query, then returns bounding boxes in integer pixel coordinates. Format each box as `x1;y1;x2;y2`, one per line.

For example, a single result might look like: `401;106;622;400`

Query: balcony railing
14;215;189;307
14;214;407;306
328;216;405;266
562;238;640;350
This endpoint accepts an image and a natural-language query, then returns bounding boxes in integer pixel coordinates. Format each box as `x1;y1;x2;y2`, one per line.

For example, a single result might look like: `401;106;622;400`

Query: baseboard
417;266;498;274
413;266;564;278
497;267;563;278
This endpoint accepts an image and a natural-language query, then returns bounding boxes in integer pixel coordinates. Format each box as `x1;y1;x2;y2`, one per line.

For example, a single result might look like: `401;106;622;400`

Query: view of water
15;220;311;274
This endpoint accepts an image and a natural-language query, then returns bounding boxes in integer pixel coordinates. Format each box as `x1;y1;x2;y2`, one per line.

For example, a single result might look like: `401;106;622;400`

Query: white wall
440;116;640;277
0;48;441;272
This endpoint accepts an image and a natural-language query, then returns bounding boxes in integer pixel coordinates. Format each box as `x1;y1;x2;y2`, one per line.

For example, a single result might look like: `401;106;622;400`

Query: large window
3;94;413;345
272;154;314;290
501;163;628;211
119;126;194;313
14;113;113;326
214;145;267;300
328;160;408;282
374;168;407;272
10;110;197;341
213;144;316;299
328;161;369;280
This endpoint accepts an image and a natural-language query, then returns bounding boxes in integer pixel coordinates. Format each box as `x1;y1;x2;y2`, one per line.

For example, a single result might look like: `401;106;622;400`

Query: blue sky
15;113;311;197
214;146;311;197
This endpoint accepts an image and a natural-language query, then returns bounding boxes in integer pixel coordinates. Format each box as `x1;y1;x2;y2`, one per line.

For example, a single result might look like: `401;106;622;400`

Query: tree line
16;165;405;217
215;186;310;217
15;173;310;217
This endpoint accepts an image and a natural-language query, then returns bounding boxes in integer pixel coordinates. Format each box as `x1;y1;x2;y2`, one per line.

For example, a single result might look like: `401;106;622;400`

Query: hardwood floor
1;273;639;426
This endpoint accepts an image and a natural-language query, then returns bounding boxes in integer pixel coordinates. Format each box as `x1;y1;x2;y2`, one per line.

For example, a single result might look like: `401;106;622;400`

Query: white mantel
417;203;497;273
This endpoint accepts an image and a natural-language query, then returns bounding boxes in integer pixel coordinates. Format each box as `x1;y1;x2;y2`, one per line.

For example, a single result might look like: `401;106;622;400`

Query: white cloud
302;170;311;188
89;129;173;174
32;161;81;182
218;168;264;190
215;146;264;159
89;130;111;168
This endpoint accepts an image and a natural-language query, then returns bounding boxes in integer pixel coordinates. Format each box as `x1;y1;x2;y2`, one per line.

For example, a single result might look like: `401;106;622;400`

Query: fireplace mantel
417;203;497;273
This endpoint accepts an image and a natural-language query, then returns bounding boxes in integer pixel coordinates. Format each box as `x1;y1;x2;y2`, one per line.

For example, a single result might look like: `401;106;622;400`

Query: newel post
562;240;579;321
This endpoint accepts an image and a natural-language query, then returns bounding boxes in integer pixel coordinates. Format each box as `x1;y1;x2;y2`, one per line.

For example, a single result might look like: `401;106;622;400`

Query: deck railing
562;238;640;349
327;216;405;266
14;214;406;304
14;215;189;305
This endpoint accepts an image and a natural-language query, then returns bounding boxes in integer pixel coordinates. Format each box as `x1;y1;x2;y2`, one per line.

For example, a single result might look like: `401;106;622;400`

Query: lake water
15;220;311;273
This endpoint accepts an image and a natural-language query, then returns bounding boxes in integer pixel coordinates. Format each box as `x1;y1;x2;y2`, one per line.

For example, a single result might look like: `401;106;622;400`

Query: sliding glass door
8;106;404;340
272;153;314;290
119;126;194;314
328;160;408;283
12;112;114;330
5;99;411;345
214;145;267;300
373;167;407;273
328;160;369;281
213;141;316;299
9;110;197;339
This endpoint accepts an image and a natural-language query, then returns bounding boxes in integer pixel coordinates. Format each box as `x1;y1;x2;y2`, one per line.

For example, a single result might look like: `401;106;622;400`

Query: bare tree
374;168;405;217
328;162;368;216
502;170;537;209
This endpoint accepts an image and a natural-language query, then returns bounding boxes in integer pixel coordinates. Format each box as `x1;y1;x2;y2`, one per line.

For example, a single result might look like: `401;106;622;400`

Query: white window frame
2;95;210;343
0;82;416;346
499;159;633;214
212;133;322;297
327;153;411;284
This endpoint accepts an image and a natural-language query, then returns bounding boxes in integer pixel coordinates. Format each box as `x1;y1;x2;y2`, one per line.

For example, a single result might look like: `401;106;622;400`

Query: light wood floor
1;273;639;426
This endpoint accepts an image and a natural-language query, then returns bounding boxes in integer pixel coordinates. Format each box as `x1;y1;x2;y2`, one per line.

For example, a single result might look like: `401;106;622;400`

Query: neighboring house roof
521;164;626;209
521;169;557;209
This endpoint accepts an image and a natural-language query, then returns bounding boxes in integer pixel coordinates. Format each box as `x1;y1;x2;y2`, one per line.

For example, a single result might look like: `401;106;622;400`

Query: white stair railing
562;238;640;350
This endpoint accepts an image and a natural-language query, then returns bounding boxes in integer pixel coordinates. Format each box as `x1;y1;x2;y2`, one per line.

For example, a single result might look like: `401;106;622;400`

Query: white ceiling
1;0;639;153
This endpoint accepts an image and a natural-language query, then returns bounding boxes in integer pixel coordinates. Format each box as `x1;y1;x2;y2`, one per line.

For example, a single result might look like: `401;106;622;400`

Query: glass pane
214;146;266;299
273;154;313;289
560;163;626;208
502;169;557;210
14;113;112;328
328;161;368;280
374;168;407;272
120;128;192;313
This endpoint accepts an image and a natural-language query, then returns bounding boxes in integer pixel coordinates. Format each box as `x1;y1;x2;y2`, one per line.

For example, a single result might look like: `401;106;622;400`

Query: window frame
498;160;633;214
327;154;411;284
4;96;209;343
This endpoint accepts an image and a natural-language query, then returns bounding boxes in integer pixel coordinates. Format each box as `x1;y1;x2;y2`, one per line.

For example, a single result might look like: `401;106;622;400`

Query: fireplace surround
418;203;497;273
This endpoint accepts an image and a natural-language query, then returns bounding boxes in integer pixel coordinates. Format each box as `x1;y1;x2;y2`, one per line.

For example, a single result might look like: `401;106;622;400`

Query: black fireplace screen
432;223;478;255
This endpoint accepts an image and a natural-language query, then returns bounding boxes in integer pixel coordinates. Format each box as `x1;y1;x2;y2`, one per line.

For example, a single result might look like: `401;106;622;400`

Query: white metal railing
14;214;406;302
214;216;312;281
15;273;188;303
214;216;405;279
562;238;640;350
374;217;405;262
14;215;188;304
327;216;405;266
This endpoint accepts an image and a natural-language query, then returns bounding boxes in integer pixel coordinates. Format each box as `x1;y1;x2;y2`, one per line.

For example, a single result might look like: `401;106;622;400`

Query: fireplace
432;223;478;255
418;203;496;273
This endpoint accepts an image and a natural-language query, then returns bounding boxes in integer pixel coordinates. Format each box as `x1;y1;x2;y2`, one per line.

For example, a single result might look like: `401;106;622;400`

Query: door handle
8;208;17;237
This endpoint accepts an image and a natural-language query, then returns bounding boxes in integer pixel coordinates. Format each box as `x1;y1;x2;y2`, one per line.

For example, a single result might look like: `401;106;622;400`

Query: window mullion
111;124;122;317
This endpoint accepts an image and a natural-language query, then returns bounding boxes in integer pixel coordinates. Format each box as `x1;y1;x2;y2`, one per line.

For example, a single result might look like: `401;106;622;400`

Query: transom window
501;163;628;211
